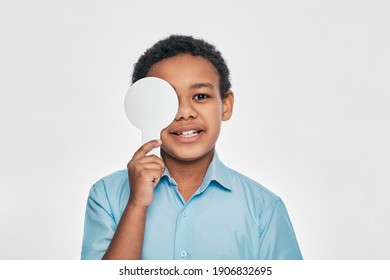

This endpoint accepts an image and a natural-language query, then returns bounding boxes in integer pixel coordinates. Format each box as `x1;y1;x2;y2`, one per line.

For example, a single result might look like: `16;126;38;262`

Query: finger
137;169;162;182
133;162;165;174
133;154;165;171
132;168;164;186
132;139;162;160
128;155;165;172
150;171;163;183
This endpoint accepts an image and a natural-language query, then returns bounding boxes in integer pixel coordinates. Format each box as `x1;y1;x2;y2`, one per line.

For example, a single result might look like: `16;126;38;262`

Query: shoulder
223;165;279;198
86;169;130;221
218;164;288;229
222;165;282;209
89;169;129;201
94;169;128;186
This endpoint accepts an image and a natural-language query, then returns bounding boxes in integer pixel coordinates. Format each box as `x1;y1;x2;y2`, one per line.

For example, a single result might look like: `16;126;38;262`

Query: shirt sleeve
258;199;303;260
81;180;117;260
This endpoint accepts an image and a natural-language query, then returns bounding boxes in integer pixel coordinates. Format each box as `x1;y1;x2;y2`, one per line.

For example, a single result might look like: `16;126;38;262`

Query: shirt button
182;211;187;217
180;251;188;258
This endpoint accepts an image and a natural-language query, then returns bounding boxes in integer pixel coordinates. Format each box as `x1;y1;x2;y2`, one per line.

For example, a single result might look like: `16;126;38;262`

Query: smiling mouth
173;130;203;138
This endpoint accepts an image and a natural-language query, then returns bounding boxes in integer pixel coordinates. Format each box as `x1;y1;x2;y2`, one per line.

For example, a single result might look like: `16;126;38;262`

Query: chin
161;146;215;162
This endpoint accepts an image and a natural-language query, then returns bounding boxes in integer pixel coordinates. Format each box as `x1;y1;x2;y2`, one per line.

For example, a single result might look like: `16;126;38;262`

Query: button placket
174;205;193;259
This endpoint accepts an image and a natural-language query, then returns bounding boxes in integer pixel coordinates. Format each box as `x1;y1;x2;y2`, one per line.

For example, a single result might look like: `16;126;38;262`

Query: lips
174;130;201;137
170;125;204;142
171;125;204;135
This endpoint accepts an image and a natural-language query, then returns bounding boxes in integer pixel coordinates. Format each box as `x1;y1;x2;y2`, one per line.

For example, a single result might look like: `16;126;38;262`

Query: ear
222;90;234;121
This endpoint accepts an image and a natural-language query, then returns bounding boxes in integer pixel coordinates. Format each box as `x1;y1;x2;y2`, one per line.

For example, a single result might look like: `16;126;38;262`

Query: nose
174;98;198;121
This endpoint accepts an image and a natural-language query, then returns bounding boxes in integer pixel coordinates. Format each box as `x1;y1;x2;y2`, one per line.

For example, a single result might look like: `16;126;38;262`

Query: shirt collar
202;152;232;191
162;152;232;192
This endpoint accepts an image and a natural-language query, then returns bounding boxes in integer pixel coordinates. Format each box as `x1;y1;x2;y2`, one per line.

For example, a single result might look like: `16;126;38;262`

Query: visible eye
193;93;209;100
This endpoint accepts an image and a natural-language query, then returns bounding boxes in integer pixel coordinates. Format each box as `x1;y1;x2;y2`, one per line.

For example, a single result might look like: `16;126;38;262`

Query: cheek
160;127;170;142
201;109;223;134
160;128;169;139
201;102;223;119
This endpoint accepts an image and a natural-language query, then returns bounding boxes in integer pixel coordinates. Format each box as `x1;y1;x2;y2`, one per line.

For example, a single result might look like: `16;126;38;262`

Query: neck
161;148;215;201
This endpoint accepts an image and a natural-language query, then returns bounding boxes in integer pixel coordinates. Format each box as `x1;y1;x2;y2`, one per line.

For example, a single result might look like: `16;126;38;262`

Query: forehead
147;54;219;89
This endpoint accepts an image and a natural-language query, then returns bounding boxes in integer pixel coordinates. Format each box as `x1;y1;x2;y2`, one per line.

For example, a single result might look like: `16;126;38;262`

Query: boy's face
147;54;234;162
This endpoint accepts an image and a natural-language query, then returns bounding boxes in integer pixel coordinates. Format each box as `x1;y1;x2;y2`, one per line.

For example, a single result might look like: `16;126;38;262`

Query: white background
1;0;389;260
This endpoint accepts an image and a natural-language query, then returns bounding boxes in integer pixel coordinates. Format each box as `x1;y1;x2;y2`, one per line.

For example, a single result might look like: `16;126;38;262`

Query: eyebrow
190;83;214;90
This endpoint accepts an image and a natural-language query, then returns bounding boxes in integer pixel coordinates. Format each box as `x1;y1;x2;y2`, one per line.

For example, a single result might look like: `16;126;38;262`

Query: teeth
177;130;199;137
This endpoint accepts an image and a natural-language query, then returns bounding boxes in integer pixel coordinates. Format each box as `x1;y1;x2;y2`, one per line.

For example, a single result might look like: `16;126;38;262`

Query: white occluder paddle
124;77;178;156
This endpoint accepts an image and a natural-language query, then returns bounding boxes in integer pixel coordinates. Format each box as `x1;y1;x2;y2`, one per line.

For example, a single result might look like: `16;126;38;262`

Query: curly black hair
132;35;231;98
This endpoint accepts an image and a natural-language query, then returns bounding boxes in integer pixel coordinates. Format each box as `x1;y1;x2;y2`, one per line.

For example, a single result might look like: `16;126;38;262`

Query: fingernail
156;139;162;145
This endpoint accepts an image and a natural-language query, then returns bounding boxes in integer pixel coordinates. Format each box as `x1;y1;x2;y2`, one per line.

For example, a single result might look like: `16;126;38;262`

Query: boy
81;35;302;260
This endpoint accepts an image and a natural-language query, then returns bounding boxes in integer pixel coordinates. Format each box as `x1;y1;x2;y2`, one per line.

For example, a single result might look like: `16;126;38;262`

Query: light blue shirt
81;153;302;260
